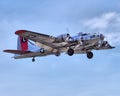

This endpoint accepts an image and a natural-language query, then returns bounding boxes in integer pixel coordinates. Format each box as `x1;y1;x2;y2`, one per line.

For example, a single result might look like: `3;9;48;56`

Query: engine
56;33;71;42
95;40;109;49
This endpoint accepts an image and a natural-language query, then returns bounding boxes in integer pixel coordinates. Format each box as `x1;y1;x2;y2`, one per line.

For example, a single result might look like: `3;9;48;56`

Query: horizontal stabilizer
3;50;32;54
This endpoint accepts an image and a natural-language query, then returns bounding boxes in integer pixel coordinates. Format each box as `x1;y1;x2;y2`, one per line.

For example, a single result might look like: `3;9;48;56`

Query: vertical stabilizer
17;36;28;51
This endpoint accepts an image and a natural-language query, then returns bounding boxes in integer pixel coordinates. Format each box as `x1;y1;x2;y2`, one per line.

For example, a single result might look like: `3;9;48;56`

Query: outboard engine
96;40;108;48
101;41;108;47
57;33;71;42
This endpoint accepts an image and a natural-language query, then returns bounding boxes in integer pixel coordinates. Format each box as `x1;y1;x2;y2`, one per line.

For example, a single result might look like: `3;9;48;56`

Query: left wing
15;30;71;49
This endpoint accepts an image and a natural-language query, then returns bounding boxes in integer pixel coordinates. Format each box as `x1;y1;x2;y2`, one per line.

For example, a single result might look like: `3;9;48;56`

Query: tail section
3;36;31;55
17;36;28;51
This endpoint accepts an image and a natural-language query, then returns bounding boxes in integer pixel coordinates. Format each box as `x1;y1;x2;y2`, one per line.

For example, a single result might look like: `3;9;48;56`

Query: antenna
66;28;69;33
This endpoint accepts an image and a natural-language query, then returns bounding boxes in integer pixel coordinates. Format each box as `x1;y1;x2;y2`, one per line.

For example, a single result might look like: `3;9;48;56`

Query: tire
32;57;35;62
87;52;93;59
67;48;74;56
55;51;60;57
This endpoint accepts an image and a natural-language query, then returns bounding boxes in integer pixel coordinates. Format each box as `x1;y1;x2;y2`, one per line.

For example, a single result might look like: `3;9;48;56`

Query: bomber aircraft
4;30;115;62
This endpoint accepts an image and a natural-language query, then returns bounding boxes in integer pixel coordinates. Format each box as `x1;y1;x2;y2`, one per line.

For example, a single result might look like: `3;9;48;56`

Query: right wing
15;30;78;50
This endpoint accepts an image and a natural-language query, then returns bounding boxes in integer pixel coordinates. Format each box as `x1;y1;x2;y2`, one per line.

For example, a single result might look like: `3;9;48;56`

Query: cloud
105;33;120;46
83;12;120;45
84;12;120;30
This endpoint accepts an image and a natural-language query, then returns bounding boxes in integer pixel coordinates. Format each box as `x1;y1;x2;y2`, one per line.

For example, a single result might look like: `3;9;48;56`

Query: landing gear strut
87;52;93;59
55;51;60;57
32;57;35;62
67;48;74;56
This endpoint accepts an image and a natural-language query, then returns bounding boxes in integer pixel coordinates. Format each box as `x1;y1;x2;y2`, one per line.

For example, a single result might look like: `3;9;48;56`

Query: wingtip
15;30;27;35
3;50;13;53
109;46;115;49
112;46;115;49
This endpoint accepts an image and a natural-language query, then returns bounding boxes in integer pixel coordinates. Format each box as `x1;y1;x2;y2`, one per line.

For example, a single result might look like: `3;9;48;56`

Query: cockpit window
81;33;87;36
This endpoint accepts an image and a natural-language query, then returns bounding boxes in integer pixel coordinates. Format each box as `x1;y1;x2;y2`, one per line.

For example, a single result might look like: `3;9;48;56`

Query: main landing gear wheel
32;57;35;62
67;48;74;56
87;52;93;59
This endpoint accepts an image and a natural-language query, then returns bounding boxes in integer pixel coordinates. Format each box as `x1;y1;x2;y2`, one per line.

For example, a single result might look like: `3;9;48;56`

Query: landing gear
32;57;35;62
67;48;74;56
55;51;60;57
87;52;93;59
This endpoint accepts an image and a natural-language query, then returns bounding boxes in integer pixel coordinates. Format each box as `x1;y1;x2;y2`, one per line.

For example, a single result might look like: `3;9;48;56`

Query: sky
0;0;120;96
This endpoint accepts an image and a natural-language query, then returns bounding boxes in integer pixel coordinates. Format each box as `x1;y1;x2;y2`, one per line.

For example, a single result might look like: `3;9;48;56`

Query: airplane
3;30;115;62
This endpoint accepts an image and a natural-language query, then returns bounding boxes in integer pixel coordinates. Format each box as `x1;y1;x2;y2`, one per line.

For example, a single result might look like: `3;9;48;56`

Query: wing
95;44;115;50
15;30;78;50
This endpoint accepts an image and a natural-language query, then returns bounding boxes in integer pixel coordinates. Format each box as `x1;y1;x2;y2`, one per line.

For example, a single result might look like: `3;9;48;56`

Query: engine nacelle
101;41;108;47
96;40;108;48
57;33;71;42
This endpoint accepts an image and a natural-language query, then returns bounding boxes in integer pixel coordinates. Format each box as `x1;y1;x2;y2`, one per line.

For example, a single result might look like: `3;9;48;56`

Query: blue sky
0;0;120;96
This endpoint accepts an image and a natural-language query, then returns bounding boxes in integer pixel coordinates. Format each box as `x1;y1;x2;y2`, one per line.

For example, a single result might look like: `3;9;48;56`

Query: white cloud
83;12;120;46
105;33;120;46
84;12;120;29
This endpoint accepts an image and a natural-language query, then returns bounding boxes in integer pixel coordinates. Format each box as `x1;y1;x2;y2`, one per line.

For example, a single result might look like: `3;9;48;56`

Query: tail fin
17;36;28;51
